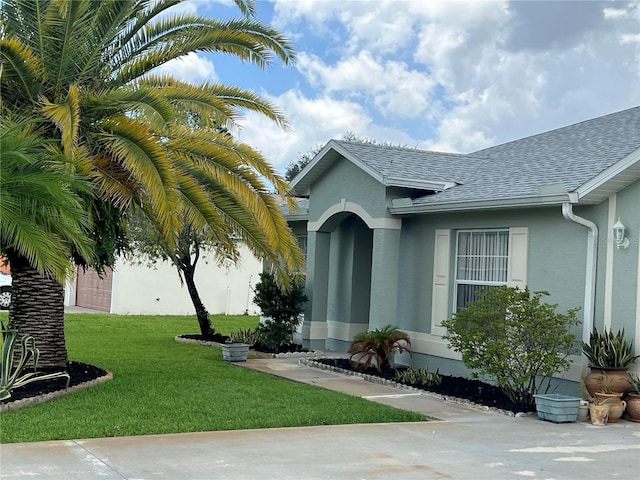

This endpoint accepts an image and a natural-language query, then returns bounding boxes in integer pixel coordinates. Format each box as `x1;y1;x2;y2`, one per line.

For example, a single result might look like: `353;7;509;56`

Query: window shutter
431;229;450;336
507;227;528;289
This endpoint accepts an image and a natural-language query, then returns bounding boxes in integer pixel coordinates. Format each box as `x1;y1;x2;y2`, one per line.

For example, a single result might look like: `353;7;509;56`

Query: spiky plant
582;327;639;369
348;325;411;372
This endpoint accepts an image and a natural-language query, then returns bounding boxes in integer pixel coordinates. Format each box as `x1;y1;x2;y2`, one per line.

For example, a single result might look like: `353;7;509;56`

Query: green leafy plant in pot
582;327;639;396
626;373;640;423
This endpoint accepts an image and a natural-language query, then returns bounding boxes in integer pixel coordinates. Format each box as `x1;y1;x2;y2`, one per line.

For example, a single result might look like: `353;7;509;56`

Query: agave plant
628;373;640;394
348;325;411;372
0;329;70;401
582;327;639;369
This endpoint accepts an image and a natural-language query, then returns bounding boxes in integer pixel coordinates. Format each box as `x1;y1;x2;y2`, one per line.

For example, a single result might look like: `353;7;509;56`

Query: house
65;244;263;315
287;107;640;392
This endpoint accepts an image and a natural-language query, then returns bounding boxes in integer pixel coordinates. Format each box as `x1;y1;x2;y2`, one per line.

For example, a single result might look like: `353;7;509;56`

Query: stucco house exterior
287;107;640;392
64;244;262;315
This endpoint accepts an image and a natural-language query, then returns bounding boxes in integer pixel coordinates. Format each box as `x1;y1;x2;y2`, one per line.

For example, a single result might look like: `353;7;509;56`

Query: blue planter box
534;394;581;423
221;343;250;362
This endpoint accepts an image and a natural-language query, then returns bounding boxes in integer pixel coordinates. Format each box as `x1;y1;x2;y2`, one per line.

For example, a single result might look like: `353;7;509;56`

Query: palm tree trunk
7;253;68;368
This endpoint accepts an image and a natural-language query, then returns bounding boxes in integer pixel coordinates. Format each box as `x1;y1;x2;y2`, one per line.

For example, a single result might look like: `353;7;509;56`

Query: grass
0;313;424;443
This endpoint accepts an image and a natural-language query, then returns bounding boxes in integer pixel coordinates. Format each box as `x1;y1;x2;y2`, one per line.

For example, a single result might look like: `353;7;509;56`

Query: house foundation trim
327;320;368;342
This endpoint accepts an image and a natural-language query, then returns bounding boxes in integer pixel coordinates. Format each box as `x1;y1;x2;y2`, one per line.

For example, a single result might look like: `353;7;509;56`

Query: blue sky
160;0;640;173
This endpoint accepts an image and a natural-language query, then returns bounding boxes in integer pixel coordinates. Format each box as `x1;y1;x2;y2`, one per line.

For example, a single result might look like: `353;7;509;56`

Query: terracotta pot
589;403;609;425
606;400;626;423
585;368;631;396
626;392;640;423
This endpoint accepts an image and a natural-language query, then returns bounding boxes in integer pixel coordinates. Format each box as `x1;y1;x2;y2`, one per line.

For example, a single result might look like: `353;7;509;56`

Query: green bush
348;325;411;372
253;272;307;353
441;286;579;408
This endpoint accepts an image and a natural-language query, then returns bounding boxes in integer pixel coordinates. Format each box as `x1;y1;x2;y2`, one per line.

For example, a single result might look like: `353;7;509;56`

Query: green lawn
0;313;424;443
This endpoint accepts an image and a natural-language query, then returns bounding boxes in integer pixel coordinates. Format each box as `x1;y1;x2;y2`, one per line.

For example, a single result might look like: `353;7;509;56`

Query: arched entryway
301;201;402;351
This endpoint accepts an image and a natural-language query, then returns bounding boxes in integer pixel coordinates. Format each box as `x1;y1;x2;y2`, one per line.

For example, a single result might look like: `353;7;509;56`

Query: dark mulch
0;362;108;405
315;358;534;414
178;334;308;355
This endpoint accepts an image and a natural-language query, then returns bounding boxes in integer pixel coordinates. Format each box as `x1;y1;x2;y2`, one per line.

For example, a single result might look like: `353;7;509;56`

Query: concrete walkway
2;357;639;479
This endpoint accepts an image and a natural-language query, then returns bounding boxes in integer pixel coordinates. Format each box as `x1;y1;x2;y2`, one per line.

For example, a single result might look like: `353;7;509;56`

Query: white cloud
296;51;436;119
236;90;374;171
217;0;639;157
153;52;218;84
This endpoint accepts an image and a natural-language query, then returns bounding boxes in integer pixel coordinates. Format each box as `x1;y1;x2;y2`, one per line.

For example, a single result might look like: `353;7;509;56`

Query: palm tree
1;0;303;367
0;115;94;367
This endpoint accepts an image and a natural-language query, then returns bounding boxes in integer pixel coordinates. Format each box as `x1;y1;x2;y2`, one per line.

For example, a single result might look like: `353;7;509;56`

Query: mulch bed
0;362;108;405
313;358;534;414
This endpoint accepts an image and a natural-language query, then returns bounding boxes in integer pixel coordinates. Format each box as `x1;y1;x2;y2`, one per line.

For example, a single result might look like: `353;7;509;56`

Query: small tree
253;272;307;352
441;286;580;408
126;211;239;338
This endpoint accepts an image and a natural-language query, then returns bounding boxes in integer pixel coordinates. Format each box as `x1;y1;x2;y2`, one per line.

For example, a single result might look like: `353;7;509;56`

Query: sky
159;0;640;174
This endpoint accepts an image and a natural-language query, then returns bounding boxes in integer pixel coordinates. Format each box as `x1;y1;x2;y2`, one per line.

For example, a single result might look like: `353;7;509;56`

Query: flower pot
577;403;590;422
626;392;640;422
221;343;250;362
589;404;609;426
605;400;626;423
585;368;631;396
533;394;581;423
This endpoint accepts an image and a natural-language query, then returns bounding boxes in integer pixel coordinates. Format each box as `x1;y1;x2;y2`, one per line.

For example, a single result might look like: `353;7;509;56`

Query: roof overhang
389;193;576;215
290;140;458;196
575;147;640;204
382;176;458;191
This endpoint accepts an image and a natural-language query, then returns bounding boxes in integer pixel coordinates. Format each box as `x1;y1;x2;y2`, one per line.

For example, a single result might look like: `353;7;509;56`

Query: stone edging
0;371;114;413
300;357;531;418
174;335;323;359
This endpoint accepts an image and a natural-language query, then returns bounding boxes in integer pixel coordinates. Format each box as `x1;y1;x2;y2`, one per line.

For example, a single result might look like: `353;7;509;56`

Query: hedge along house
287;107;640;391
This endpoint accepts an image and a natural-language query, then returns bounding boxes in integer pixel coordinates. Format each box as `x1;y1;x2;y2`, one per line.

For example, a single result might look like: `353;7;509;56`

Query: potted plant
582;327;639;396
588;397;612;426
221;342;250;362
626;373;640;422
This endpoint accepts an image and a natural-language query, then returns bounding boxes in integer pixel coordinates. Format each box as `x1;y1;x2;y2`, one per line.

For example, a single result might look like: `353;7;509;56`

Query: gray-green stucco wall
396;206;592;340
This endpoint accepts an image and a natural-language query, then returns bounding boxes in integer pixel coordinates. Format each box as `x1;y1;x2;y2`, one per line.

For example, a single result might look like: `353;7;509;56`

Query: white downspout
561;200;598;345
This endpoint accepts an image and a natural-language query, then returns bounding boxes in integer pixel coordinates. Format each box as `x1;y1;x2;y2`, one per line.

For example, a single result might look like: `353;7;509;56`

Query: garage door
76;267;113;312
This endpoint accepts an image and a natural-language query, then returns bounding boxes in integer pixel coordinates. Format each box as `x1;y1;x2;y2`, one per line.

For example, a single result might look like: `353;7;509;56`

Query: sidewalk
1;356;639;479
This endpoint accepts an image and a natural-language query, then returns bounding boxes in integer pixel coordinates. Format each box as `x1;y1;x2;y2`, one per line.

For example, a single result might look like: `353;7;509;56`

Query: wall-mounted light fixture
612;217;630;249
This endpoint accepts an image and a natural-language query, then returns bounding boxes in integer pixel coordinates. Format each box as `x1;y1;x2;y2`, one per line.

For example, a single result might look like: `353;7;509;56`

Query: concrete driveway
1;357;639;479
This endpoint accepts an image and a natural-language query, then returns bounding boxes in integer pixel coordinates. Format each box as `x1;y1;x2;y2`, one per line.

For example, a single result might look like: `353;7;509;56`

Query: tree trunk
7;253;68;368
182;265;213;337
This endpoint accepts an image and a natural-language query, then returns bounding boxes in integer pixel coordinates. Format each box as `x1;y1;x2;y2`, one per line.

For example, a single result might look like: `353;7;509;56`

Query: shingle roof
333;141;487;185
308;107;639;210
413;106;640;206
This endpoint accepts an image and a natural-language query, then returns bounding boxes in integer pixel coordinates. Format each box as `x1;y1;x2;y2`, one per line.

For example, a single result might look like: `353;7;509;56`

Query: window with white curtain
454;230;509;310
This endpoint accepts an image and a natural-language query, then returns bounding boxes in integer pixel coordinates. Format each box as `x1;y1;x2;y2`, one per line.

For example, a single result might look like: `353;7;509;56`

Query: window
454;230;509;310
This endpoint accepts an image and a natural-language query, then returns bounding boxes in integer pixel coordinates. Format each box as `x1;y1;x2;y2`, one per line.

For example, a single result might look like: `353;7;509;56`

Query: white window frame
453;229;509;312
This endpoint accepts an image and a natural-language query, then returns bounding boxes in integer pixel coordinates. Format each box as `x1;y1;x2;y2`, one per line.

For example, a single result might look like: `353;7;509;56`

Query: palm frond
0;37;44;104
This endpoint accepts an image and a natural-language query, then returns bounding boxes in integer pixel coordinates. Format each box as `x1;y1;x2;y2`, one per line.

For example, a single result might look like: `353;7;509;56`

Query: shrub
348;325;411;372
441;286;579;408
253;272;307;353
395;367;441;387
228;328;263;346
581;327;639;368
